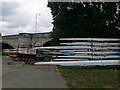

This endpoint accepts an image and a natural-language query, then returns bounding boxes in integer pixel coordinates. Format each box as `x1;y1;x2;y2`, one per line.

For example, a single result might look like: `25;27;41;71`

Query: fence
35;38;120;66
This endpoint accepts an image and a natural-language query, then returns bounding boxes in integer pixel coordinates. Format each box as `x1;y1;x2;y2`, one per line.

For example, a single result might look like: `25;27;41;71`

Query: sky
0;0;53;36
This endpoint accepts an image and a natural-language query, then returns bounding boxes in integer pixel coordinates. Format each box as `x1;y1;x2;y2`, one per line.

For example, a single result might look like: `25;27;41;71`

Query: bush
2;52;9;56
43;57;51;61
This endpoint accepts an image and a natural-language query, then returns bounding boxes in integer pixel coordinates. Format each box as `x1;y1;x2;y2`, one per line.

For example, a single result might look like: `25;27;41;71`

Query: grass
57;65;119;88
1;52;9;56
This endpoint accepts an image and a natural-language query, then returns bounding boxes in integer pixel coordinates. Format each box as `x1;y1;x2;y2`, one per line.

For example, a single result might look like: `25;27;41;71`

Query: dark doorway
2;43;14;49
43;40;53;46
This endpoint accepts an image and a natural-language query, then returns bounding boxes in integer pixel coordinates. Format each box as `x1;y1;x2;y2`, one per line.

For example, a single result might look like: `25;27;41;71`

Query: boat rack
35;38;120;66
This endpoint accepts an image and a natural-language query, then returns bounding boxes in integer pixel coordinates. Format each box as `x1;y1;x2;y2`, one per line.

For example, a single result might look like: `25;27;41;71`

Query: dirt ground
2;56;67;88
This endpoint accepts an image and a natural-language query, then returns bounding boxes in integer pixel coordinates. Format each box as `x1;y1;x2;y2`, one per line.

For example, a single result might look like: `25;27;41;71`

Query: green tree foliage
48;2;120;45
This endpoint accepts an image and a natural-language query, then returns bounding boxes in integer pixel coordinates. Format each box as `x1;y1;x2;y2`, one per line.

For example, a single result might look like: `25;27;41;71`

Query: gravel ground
2;56;67;88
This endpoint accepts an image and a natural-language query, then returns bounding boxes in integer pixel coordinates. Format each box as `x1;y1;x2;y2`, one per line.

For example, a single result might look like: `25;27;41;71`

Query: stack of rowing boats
35;38;120;66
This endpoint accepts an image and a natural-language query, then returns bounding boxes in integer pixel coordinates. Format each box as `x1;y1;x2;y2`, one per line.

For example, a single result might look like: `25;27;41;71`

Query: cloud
0;21;11;27
0;0;53;36
1;2;20;17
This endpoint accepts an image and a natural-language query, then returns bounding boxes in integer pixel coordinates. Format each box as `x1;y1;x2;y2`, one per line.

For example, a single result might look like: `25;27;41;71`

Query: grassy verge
58;65;119;88
1;52;9;56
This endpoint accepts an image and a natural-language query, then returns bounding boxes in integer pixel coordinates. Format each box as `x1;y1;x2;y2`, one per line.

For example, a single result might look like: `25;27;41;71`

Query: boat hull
9;52;36;59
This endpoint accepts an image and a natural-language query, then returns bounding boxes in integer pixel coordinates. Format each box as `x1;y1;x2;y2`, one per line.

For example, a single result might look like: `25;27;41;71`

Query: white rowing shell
60;42;120;46
57;55;119;58
60;38;120;41
35;60;119;66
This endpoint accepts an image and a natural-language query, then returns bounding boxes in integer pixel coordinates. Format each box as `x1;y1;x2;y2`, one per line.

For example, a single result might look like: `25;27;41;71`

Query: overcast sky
0;0;53;36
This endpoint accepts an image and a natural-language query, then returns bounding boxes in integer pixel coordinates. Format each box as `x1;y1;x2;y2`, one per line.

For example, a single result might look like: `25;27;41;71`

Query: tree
48;2;120;45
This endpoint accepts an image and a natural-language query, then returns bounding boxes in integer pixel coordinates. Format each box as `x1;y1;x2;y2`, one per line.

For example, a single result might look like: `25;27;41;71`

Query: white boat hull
35;60;119;66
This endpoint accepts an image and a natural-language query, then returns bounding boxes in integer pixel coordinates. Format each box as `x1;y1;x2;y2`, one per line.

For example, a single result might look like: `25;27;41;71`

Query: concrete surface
2;56;67;88
0;55;2;89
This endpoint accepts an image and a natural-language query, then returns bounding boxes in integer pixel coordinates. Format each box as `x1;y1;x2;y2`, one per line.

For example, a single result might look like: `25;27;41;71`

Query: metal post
35;13;37;34
91;38;93;60
35;13;41;34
